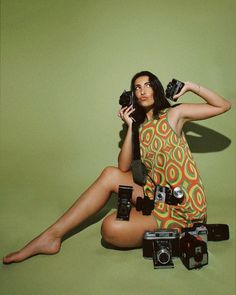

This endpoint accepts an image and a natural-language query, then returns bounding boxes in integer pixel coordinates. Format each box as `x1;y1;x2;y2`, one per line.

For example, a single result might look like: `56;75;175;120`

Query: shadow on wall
183;122;231;153
119;122;231;153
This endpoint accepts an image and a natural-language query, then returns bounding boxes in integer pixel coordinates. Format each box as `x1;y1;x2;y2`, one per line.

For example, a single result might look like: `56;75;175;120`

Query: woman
3;71;231;264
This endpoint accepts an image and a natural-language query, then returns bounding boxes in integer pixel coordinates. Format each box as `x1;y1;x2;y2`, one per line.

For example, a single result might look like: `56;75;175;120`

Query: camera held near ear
154;185;184;206
165;79;185;101
116;185;133;221
119;90;133;108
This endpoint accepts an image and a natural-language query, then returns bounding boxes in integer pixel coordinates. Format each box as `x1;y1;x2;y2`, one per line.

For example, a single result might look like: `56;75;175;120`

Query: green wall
1;1;235;295
1;0;235;220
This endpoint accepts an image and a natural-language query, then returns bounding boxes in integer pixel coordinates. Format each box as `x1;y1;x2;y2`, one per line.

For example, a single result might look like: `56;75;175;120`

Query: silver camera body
154;185;184;206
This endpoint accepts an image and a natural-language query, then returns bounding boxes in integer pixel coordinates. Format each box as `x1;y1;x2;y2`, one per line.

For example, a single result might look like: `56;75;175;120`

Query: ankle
43;226;63;240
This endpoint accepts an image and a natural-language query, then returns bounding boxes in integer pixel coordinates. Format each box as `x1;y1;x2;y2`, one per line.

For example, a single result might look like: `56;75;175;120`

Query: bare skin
3;74;231;264
3;167;157;264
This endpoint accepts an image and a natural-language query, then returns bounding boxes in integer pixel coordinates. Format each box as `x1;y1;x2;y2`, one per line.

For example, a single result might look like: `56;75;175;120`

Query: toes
3;253;17;264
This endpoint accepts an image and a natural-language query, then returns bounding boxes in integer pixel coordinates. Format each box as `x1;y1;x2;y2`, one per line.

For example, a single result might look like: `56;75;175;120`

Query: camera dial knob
172;187;184;199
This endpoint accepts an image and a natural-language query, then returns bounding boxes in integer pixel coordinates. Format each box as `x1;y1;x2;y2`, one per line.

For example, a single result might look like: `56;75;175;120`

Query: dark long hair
131;71;171;124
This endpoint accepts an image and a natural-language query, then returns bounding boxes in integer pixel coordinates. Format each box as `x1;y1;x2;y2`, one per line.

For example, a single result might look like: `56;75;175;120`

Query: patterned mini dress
139;108;207;229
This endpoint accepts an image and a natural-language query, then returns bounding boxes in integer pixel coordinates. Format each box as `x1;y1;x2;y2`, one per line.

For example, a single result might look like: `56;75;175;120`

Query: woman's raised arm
173;81;231;122
168;82;231;135
117;106;135;172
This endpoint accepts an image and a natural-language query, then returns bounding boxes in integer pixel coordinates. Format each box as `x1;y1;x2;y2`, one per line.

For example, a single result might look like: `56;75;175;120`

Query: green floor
1;186;235;295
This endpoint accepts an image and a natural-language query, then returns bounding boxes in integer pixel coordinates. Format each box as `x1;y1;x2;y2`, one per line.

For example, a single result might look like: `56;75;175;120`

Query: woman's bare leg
101;209;157;248
3;166;144;264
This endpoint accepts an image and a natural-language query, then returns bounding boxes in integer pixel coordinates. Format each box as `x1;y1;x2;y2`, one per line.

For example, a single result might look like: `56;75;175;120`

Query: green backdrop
1;1;235;295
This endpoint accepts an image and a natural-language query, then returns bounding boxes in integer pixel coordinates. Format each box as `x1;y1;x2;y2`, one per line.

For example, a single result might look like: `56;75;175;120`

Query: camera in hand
154;185;184;206
143;225;208;270
165;79;185;101
136;195;154;215
119;90;133;108
116;185;133;221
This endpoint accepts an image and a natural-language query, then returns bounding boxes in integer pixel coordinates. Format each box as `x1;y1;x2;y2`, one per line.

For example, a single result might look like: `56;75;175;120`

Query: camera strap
131;123;147;186
132;123;141;160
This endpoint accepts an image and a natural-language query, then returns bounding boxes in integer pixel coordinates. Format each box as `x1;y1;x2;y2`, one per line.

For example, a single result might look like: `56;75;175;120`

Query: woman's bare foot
2;231;61;264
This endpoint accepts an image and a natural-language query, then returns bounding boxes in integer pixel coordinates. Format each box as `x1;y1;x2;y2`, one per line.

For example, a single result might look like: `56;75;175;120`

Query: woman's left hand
173;81;200;100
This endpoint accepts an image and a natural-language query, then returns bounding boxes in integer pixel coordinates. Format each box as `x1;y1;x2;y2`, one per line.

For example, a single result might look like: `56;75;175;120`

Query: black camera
205;224;230;241
165;79;185;101
180;231;208;270
136;195;154;215
184;223;230;241
116;185;133;221
154;185;184;206
143;225;208;270
119;90;133;108
182;223;208;243
143;229;179;269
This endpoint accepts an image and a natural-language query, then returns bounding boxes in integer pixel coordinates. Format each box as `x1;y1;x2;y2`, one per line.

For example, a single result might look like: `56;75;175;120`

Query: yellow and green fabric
140;109;207;229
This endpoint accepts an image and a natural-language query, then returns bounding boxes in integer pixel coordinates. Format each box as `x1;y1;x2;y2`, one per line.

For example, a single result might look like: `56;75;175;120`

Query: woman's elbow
118;160;131;172
226;101;232;111
118;164;130;173
222;100;232;113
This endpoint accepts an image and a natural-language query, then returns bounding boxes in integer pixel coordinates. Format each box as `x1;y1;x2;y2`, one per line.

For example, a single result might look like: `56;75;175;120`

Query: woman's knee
101;166;120;179
100;166;123;190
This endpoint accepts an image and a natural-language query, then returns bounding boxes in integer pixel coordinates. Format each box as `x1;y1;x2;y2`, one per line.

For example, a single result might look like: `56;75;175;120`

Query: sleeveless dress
139;108;207;229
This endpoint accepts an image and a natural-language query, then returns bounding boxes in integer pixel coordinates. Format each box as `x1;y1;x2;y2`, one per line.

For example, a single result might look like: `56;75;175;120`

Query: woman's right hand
118;105;135;127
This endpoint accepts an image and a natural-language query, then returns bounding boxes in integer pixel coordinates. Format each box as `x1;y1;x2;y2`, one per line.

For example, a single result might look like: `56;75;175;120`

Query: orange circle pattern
139;110;207;229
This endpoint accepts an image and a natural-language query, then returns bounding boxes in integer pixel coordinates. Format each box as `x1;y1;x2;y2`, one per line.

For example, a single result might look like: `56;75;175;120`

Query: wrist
127;120;133;128
186;81;201;95
127;123;133;132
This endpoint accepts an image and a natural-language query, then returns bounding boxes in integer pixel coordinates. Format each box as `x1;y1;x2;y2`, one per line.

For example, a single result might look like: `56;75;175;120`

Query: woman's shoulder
159;106;179;117
166;104;182;116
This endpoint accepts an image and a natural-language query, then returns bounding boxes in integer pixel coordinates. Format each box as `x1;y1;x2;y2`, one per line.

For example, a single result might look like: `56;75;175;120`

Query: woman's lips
139;96;148;101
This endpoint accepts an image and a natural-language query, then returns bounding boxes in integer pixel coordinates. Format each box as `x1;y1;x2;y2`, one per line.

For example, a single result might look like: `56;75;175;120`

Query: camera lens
157;193;163;201
194;247;203;262
119;203;130;217
157;248;171;264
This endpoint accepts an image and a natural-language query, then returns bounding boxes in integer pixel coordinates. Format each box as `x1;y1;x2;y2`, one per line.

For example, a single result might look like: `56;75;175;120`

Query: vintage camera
154;185;184;206
143;223;228;270
116;185;133;221
180;231;208;270
206;224;230;241
185;223;230;241
165;79;185;101
119;90;133;108
136;195;154;215
182;223;208;243
143;229;179;269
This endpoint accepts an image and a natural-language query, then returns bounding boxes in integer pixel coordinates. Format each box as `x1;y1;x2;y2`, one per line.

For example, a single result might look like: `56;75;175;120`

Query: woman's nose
141;87;145;94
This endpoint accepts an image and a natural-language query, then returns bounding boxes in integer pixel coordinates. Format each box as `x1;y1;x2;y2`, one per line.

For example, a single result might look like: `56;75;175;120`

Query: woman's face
134;75;155;110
